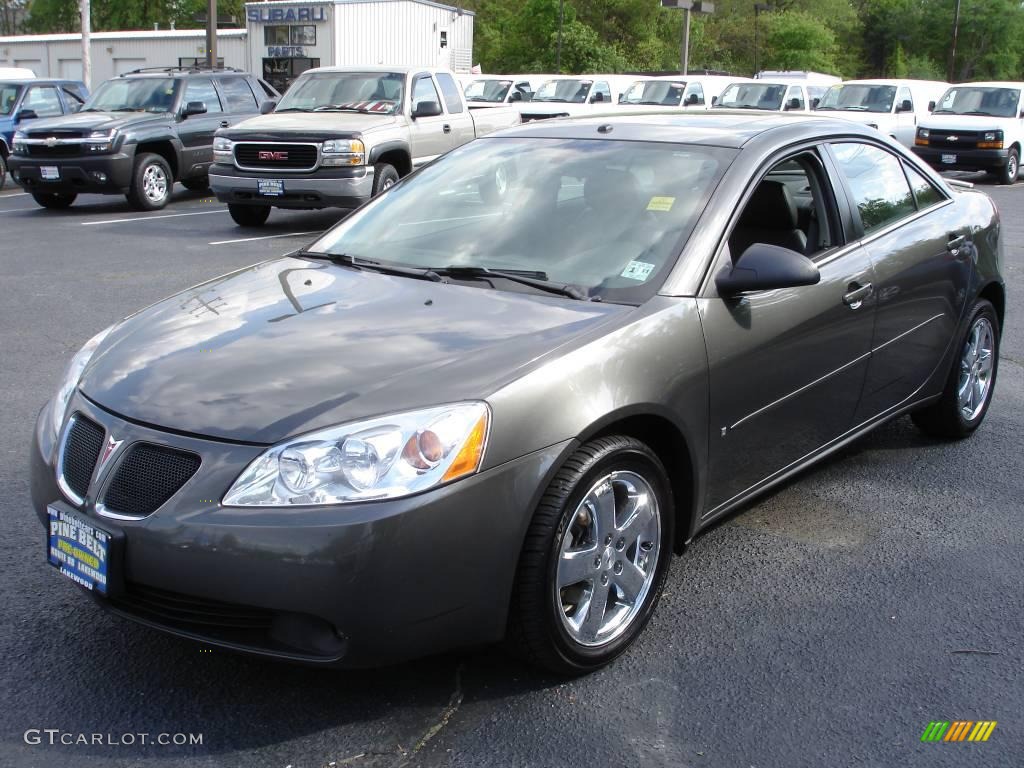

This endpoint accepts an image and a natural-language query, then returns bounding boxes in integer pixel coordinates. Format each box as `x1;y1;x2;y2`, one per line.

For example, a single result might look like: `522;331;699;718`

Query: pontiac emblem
96;435;124;476
258;150;289;160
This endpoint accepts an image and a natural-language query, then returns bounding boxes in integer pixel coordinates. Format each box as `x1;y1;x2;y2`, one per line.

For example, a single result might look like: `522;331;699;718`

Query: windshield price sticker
647;196;675;212
621;260;656;281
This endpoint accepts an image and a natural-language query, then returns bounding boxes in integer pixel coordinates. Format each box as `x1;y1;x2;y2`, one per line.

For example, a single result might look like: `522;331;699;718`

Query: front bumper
8;151;134;194
31;394;571;667
912;145;1010;172
210;163;374;210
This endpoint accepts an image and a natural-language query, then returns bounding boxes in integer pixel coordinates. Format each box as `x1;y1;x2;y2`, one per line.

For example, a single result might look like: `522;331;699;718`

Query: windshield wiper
312;105;375;113
274;107;313;113
110;107;145;112
433;265;591;301
294;250;444;282
962;110;998;116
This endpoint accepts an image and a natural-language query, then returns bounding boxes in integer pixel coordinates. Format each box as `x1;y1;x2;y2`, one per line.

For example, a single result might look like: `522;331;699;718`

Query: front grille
234;143;318;171
61;415;105;501
102;443;200;517
928;130;981;150
112;583;275;631
27;144;82;157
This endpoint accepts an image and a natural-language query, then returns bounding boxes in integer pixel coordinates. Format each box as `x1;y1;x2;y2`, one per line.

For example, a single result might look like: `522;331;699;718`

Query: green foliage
761;9;838;73
25;0;245;34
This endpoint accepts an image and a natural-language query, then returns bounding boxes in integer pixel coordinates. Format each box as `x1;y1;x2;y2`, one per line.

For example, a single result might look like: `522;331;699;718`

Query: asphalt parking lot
0;177;1021;768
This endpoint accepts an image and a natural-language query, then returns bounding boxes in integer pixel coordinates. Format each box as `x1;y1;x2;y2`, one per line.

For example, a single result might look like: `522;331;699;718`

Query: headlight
13;130;27;154
321;138;365;167
85;128;117;152
213;136;234;163
978;130;1003;149
47;325;115;439
223;402;490;506
915;128;930;146
918;128;930;138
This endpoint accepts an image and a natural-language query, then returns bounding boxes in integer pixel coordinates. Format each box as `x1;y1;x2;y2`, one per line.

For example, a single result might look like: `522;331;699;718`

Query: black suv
8;67;279;211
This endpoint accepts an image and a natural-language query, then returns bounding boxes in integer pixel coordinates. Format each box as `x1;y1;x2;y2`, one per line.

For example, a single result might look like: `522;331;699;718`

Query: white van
618;75;743;111
0;67;35;80
913;82;1023;185
756;70;839;107
520;75;633;120
713;80;813;112
462;75;539;108
814;79;949;147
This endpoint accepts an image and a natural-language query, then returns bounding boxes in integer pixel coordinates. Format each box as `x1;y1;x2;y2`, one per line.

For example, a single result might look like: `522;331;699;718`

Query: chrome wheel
380;177;395;192
142;163;169;204
555;470;661;647
958;316;995;421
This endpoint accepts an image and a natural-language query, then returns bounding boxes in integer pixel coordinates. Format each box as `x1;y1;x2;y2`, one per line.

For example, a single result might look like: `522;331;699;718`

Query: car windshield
309;137;735;304
275;72;405;113
83;78;180;113
0;83;22;115
621;80;685;106
716;83;786;110
532;79;592;103
816;84;896;113
465;79;512;103
932;86;1021;118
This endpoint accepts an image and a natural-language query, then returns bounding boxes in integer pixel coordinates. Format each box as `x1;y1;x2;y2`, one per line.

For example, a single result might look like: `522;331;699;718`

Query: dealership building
0;0;474;91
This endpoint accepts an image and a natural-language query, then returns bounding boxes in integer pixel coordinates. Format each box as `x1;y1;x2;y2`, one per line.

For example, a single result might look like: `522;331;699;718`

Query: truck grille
27;144;83;157
101;443;201;518
60;414;105;501
234;143;319;171
928;130;981;150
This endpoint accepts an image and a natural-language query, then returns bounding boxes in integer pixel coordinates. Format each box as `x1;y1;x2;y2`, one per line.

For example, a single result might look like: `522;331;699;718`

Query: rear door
827;141;970;422
215;75;262;124
177;77;226;175
20;84;64;123
434;72;474;144
893;86;916;146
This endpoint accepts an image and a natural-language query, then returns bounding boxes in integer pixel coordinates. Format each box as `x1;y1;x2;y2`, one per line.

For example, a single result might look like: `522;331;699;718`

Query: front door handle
219;120;230;128
843;282;873;309
442;123;452;134
947;233;966;254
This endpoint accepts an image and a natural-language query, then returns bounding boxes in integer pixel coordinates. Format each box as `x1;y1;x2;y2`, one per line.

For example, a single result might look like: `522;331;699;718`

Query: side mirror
811;97;820;109
260;99;277;115
715;243;821;296
896;99;913;113
182;101;207;118
618;94;626;104
711;95;719;105
14;108;38;123
510;90;523;102
685;93;700;106
590;92;604;103
412;100;443;118
787;97;802;110
68;102;82;113
927;100;936;112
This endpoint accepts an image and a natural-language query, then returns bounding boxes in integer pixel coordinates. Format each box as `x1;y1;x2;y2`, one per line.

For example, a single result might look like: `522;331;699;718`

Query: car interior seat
729;180;808;259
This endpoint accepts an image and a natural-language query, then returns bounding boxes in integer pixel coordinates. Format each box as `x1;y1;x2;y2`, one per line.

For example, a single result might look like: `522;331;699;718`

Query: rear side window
904;164;945;210
183;78;222;114
219;77;259;112
434;72;464;114
831;142;915;235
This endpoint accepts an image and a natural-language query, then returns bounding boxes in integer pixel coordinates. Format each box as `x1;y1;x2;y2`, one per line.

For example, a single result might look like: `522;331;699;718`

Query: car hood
79;257;628;444
20;111;168;135
919;114;1015;131
220;111;398;141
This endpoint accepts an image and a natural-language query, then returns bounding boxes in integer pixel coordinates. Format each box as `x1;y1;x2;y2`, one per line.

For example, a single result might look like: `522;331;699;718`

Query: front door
177;77;226;175
408;73;452;167
700;149;878;513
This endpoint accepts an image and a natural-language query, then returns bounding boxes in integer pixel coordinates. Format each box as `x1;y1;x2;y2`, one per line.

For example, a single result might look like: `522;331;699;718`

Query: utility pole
555;0;564;73
80;0;90;88
661;0;715;77
206;0;218;69
753;3;771;78
681;6;690;75
947;0;961;82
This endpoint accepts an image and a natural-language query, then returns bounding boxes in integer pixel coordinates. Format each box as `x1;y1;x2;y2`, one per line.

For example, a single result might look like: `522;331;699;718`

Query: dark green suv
8;67;278;211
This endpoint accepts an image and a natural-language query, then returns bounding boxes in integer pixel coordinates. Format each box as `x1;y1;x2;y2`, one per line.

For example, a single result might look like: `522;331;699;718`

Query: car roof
493;111;880;147
119;69;249;79
951;81;1024;89
839;79;948;87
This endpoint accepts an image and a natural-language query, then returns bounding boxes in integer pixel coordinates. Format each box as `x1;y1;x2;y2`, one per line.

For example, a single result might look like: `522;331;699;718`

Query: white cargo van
519;75;633;120
814;79;949;147
618;75;742;111
462;75;540;108
713;80;813;112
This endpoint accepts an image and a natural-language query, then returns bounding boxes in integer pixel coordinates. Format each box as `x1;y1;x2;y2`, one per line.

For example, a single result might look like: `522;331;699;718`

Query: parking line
0;206;38;214
82;209;227;226
0;191;29;198
209;230;320;245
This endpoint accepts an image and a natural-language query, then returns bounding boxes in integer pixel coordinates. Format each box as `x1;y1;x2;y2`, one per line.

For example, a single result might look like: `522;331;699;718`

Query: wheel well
591;414;696;555
979;281;1005;330
0;139;8;158
135;141;178;180
376;149;411;177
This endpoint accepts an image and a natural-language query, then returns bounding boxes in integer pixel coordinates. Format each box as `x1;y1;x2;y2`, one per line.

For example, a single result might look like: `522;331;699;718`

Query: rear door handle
442;123;452;134
947;233;966;253
843;282;873;309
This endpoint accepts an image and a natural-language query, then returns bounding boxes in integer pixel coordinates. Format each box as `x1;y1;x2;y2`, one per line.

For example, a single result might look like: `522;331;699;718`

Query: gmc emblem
258;150;289;160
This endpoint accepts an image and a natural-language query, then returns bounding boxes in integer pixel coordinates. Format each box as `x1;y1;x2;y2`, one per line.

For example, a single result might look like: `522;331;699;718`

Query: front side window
275;72;404;114
183;78;222;113
533;79;594;104
817;84;897;114
435;72;464;114
83;78;180;113
831;143;915;234
933;86;1021;118
683;83;704;105
310;138;736;304
896;87;913;112
412;75;442;110
0;84;23;115
590;82;611;103
23;86;64;117
785;86;805;110
621;80;685;106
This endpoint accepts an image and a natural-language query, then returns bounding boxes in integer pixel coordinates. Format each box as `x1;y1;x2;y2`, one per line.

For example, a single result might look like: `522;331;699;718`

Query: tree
761;9;838;72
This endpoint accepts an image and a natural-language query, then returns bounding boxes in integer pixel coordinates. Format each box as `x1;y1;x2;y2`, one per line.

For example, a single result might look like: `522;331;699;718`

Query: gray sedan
31;114;1004;674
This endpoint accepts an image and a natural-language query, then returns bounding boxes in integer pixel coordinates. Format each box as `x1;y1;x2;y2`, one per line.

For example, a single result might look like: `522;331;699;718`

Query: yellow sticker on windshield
647;196;675;212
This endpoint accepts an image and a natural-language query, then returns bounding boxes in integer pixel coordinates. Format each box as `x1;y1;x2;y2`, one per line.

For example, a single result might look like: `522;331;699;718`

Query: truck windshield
716;83;785;110
533;79;593;103
932;87;1021;118
816;84;896;113
620;80;685;107
276;72;405;114
83;78;180;113
465;79;512;103
309;137;735;304
0;84;22;115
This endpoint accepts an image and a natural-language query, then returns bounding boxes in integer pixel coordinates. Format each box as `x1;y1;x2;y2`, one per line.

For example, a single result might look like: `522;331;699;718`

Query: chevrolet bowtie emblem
45;137;58;147
946;135;959;142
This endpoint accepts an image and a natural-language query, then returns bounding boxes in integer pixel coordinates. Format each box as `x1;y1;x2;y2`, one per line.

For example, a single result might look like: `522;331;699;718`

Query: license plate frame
40;166;60;180
941;154;957;165
257;178;284;196
46;503;123;596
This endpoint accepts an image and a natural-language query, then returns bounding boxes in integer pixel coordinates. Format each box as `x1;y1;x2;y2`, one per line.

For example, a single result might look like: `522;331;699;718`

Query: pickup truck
210;66;521;226
913;81;1023;185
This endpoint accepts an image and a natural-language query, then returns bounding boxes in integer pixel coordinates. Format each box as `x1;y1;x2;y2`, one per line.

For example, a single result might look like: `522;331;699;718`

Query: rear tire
507;436;674;675
126;153;173;210
371;163;399;196
31;191;77;209
997;148;1019;185
228;203;271;227
181;175;210;192
0;153;7;191
912;299;999;438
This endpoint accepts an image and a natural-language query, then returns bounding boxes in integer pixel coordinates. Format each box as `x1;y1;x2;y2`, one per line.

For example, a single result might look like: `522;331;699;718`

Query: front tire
371;163;399;196
126;153;173;210
997;148;1019;185
180;175;210;192
507;436;674;675
0;153;7;191
31;191;77;209
228;203;271;227
912;299;999;438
